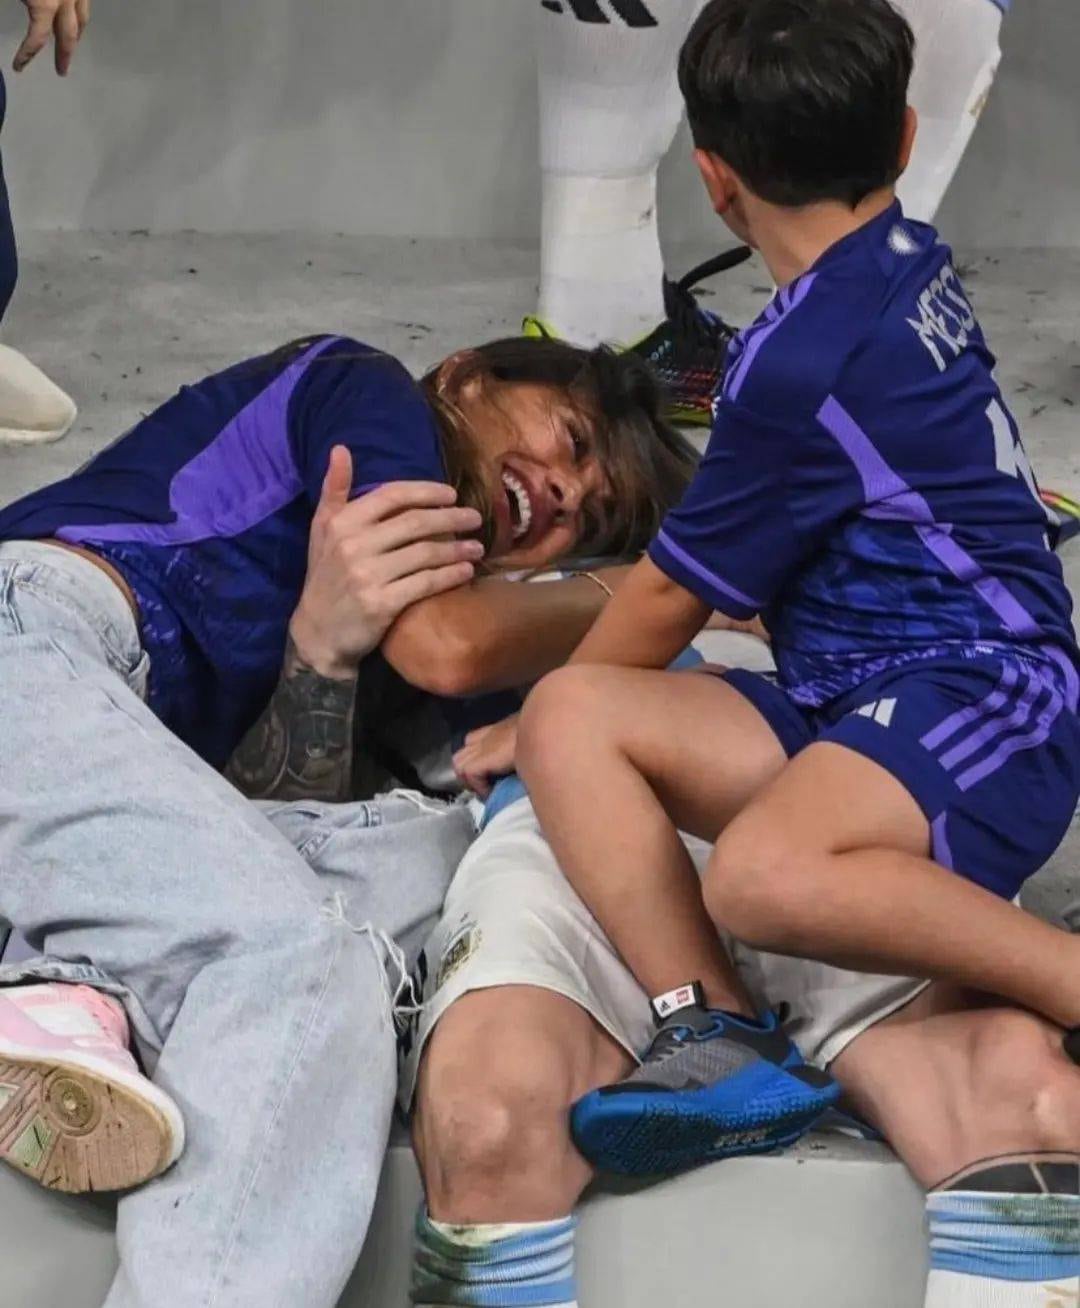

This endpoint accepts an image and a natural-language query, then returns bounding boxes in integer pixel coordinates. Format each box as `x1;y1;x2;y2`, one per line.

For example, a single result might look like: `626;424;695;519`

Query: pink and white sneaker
0;983;184;1193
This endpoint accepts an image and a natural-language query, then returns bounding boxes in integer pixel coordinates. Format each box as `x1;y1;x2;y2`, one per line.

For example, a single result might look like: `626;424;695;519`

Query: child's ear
897;105;918;176
693;148;738;217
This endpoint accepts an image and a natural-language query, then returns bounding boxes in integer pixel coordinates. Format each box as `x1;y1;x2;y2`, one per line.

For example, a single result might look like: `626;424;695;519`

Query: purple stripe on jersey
817;395;1047;646
654;529;762;610
59;337;339;548
954;691;1063;792
816;395;930;513
938;667;1043;772
930;813;954;871
725;273;818;403
914;525;1042;641
919;663;1019;752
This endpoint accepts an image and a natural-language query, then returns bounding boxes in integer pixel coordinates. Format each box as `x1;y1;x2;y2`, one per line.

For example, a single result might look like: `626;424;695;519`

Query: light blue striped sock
926;1165;1079;1306
411;1210;578;1307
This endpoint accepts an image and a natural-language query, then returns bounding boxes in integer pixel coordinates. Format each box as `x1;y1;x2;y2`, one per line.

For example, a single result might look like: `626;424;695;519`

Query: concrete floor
0;230;1077;927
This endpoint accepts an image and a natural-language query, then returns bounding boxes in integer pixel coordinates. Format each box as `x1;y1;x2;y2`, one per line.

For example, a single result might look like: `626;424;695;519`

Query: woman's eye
567;425;588;459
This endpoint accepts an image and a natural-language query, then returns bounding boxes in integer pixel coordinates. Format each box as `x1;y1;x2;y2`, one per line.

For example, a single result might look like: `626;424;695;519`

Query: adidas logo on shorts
850;697;898;728
540;0;658;27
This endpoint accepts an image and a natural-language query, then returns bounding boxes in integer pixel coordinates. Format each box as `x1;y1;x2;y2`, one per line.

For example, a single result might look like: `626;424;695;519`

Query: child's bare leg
704;741;1080;1029
518;664;788;1014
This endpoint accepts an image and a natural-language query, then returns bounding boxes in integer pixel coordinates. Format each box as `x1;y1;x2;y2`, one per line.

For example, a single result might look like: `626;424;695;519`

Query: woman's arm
379;566;631;698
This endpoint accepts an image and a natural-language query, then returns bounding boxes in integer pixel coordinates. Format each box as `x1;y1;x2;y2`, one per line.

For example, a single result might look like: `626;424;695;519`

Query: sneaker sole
572;1070;840;1177
0;1051;179;1194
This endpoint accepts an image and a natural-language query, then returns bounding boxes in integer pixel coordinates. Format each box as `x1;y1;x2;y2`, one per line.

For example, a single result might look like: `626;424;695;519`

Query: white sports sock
535;0;706;345
893;0;1004;222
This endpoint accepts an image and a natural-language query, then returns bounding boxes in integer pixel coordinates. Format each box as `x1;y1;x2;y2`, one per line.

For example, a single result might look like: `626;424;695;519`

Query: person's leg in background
0;70;76;447
533;0;705;348
834;986;1079;1308
0;545;402;1308
882;0;1004;223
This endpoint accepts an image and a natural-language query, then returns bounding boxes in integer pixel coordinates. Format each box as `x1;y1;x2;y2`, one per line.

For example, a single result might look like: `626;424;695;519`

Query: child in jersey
458;0;1080;1177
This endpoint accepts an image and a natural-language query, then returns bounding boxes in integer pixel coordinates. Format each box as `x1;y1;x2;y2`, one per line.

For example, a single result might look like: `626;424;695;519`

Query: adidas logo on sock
540;0;658;28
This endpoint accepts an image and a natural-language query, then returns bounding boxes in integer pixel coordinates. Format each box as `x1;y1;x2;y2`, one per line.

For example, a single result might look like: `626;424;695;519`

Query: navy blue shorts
722;656;1080;900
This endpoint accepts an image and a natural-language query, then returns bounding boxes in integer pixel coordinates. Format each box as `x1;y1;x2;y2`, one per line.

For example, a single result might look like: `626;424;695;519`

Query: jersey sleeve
648;401;860;618
287;337;448;505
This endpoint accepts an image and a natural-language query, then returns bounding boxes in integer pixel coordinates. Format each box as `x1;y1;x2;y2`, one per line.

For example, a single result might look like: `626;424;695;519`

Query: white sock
924;1159;1079;1307
534;0;706;345
893;0;1004;222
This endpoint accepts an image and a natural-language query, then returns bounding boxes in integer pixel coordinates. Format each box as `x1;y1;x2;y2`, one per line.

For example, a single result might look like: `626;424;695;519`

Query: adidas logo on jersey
540;0;658;27
850;697;897;727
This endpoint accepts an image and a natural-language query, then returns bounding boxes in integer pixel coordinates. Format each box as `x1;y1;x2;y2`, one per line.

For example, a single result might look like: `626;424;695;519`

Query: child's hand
453;714;520;798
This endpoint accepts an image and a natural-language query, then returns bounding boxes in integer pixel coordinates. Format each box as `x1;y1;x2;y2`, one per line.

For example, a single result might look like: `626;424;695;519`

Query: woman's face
457;376;615;570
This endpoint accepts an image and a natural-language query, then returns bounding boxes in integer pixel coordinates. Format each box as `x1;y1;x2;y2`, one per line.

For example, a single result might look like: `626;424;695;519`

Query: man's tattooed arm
225;636;358;802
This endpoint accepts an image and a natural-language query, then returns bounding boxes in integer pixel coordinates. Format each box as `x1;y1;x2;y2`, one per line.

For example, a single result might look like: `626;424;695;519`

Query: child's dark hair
678;0;915;208
421;337;697;559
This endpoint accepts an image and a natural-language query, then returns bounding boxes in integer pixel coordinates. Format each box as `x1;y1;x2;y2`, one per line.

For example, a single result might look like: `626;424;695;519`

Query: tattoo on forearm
225;637;358;802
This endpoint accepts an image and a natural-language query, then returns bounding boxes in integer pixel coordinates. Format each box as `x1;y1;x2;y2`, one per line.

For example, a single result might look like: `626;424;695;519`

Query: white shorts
398;796;929;1109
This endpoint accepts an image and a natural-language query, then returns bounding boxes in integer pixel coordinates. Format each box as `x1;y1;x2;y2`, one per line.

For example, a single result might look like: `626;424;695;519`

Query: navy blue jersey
0;336;447;766
649;203;1078;712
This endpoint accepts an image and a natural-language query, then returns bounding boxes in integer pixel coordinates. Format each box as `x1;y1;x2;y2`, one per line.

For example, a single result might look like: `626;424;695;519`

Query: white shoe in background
0;342;76;446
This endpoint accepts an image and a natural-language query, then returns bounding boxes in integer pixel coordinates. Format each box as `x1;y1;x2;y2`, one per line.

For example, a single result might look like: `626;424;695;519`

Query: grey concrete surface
0;1127;928;1308
0;0;1075;248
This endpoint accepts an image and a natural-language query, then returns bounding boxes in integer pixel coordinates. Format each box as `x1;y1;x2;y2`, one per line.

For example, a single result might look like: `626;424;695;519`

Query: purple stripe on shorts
725;273;817;403
653;529;762;611
954;691;1064;792
930;813;954;871
1045;644;1080;715
937;668;1044;772
919;663;1019;752
59;336;339;548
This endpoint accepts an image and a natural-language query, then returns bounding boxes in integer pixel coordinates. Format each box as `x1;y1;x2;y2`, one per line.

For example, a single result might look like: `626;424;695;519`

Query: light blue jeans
0;542;475;1308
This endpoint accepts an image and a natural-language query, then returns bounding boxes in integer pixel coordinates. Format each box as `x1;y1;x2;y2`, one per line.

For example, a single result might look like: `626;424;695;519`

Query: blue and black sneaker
571;982;841;1177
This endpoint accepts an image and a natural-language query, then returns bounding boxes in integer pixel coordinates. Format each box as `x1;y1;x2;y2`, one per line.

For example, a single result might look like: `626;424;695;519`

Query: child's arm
568;555;711;670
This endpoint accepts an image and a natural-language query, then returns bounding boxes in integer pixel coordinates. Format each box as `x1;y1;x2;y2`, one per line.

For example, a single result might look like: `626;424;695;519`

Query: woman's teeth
502;470;533;541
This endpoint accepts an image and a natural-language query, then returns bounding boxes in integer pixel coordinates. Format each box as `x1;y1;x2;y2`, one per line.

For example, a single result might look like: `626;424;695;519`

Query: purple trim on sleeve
930;813;954;870
652;529;762;611
724;273;818;403
816;393;1046;644
59;337;339;548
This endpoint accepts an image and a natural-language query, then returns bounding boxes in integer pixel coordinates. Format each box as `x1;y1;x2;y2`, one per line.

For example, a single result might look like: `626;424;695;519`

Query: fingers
331;504;483;558
373;536;484;585
318;445;354;514
383;559;477;613
53;0;80;75
75;0;90;33
14;6;54;72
